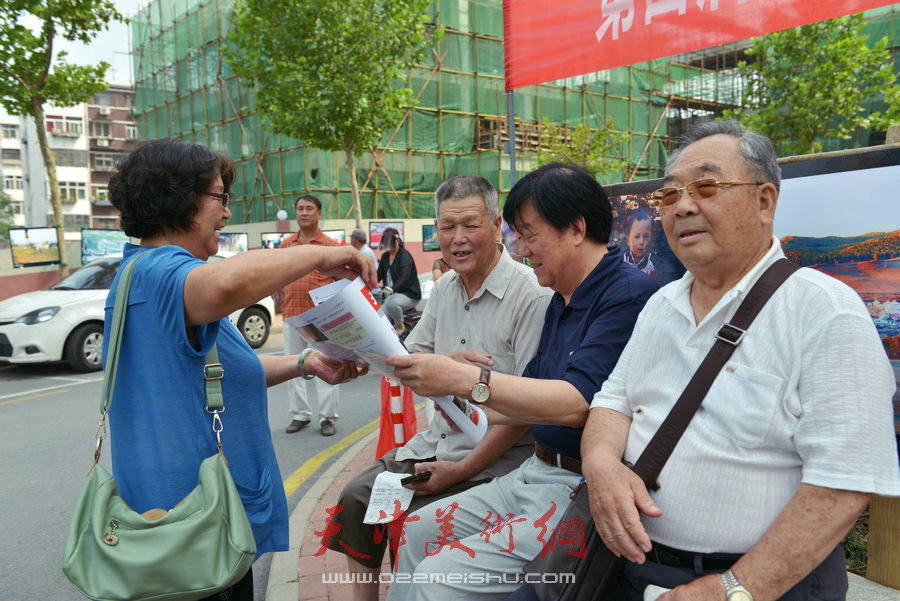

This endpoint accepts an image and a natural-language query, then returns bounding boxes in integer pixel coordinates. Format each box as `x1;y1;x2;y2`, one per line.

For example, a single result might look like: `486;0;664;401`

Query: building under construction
131;0;900;224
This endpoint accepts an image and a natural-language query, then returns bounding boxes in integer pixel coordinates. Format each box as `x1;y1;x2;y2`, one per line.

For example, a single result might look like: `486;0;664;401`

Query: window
92;121;112;138
2;148;21;163
93;185;109;202
125;124;138;140
11;200;23;215
94;153;116;170
46;116;83;136
55;148;88;167
63;214;91;229
1;124;18;139
59;181;87;202
93;91;110;106
4;175;24;190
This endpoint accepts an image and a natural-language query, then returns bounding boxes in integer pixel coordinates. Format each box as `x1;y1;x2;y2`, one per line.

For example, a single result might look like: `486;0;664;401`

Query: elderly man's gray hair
434;175;499;219
666;120;781;192
350;228;367;243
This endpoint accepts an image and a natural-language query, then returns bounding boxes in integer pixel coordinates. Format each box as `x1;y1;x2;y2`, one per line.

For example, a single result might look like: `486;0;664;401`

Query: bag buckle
204;363;224;381
715;323;745;347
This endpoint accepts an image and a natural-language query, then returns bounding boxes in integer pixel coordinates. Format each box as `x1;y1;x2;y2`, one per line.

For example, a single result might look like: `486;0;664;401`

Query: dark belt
534;442;582;475
648;541;740;572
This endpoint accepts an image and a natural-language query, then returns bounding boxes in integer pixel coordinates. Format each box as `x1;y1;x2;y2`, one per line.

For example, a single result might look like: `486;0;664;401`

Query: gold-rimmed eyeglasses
652;179;763;208
205;191;230;209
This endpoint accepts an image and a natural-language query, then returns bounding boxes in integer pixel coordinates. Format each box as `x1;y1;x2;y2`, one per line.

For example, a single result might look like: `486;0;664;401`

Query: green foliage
0;0;122;115
0;192;15;244
844;509;868;575
228;0;437;156
722;14;899;155
0;0;124;274
537;116;629;182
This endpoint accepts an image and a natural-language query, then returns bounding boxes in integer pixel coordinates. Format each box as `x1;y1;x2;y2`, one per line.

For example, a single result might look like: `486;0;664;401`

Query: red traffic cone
376;376;417;460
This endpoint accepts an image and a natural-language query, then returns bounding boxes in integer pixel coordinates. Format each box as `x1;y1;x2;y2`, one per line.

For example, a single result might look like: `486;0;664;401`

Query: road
0;329;385;601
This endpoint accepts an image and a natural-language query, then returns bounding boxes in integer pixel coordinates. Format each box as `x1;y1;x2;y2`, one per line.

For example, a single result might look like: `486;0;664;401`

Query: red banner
503;0;894;90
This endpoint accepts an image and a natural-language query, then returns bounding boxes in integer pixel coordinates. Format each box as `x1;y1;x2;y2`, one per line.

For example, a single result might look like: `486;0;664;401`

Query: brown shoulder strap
631;258;800;490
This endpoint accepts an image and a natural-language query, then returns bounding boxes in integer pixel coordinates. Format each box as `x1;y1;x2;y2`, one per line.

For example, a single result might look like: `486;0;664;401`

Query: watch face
728;591;753;601
471;383;490;403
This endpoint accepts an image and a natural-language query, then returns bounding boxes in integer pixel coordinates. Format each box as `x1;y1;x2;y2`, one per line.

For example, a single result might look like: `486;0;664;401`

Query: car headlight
14;306;61;325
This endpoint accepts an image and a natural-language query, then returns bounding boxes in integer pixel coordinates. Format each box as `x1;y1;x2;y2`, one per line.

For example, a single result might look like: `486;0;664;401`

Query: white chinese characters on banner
645;0;686;25
597;0;751;43
596;0;635;42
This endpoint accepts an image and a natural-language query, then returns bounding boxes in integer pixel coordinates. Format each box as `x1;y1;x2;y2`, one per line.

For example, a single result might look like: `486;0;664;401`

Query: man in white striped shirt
582;121;900;601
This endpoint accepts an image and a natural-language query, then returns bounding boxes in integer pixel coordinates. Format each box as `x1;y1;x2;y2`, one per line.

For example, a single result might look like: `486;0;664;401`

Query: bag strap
631;258;800;490
101;249;224;414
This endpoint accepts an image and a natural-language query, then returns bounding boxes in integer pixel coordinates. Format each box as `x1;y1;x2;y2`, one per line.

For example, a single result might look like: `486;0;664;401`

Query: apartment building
87;82;137;230
0;82;136;235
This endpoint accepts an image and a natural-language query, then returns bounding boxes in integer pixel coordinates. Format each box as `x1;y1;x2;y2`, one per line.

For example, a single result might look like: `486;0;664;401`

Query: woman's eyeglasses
651;179;762;208
205;192;230;209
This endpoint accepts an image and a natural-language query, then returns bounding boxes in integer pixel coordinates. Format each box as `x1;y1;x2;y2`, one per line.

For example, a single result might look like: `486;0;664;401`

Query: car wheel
66;323;104;372
238;307;270;349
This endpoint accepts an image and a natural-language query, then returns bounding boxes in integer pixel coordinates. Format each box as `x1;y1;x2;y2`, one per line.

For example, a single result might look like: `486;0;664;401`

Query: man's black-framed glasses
205;191;230;208
652;179;763;208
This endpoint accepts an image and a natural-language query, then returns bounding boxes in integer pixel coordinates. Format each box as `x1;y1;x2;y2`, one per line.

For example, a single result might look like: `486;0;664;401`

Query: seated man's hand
582;454;662;564
403;461;462;495
306;351;368;384
658;574;725;601
386;353;472;398
445;349;493;367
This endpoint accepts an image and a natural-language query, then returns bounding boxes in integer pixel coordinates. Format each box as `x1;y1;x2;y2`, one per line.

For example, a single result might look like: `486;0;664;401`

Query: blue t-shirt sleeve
131;246;219;354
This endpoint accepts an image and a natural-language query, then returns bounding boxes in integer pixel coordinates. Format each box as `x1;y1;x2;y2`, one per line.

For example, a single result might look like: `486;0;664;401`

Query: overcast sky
53;0;147;84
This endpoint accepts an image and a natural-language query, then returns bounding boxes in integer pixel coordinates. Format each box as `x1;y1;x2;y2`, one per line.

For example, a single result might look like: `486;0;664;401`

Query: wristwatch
468;365;491;404
722;570;753;601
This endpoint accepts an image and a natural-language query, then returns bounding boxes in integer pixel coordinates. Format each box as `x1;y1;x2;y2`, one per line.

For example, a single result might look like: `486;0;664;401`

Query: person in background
104;139;374;601
583;120;900;601
281;195;342;437
377;227;421;336
622;208;656;279
431;256;451;282
325;175;551;601
350;228;378;271
384;163;657;601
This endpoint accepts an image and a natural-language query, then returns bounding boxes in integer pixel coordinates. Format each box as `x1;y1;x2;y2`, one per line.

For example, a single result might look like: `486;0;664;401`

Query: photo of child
623;209;656;280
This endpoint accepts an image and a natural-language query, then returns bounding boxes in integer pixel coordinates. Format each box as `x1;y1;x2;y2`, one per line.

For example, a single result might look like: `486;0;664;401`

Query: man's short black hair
295;194;322;210
502;162;612;244
109;138;233;239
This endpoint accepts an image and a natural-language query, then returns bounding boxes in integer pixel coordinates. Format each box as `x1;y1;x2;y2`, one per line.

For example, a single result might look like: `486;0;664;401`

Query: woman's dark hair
502;162;612;244
625;209;653;235
109;138;234;239
380;227;404;250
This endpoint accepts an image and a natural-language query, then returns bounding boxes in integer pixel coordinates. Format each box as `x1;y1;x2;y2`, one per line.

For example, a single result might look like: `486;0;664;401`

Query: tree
537;116;629;182
0;0;123;276
229;0;438;228
723;14;899;156
0;191;15;245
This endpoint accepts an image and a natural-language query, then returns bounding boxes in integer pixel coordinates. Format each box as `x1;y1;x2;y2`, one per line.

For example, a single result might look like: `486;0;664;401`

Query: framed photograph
422;224;439;251
217;232;249;254
80;228;129;264
323;229;346;246
261;232;293;249
369;221;404;249
9;227;61;268
606;145;900;431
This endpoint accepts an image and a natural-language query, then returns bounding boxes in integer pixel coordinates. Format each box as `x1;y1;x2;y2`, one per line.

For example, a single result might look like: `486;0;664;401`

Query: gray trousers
387;456;582;601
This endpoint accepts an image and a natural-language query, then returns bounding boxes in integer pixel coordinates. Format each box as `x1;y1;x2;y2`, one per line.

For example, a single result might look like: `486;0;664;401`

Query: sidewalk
265;393;900;601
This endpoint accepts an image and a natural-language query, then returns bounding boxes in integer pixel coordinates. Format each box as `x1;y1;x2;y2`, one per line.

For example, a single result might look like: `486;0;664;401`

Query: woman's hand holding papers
305;351;369;385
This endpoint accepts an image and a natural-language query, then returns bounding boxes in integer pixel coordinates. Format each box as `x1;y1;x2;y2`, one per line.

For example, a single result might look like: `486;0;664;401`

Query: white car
208;252;276;350
0;254;276;372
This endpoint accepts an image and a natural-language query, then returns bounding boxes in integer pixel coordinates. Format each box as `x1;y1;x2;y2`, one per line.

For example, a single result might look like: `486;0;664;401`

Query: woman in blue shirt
104;139;375;601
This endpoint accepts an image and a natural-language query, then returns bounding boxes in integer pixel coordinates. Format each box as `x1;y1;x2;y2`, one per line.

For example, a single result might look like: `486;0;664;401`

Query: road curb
264;427;379;601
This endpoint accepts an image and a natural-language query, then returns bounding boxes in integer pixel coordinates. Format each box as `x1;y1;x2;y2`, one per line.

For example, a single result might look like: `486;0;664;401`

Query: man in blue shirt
385;162;658;600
